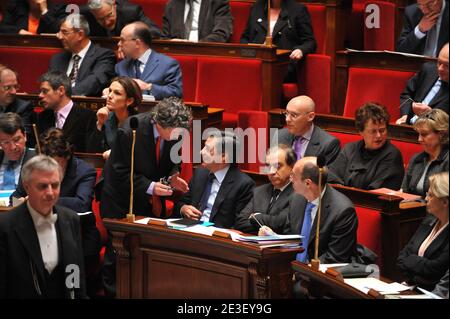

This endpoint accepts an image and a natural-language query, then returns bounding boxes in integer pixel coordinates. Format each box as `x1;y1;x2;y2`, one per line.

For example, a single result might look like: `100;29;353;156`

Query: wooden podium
103;218;301;299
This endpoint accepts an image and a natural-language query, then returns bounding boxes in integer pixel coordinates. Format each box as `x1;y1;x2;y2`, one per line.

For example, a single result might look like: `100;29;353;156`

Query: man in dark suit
174;131;255;229
49;13;116;97
83;0;160;38
235;144;295;234
396;0;448;57
162;0;233;43
0;155;86;299
36;71;96;152
397;43;449;125
114;21;183;100
0;66;35;146
260;156;358;264
0;113;36;192
276;95;340;165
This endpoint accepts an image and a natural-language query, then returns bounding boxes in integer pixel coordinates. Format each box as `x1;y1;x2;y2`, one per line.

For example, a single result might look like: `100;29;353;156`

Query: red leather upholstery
328;131;360;147
168;54;198;102
343;67;415;121
391;140;422;167
0;47;60;93
130;0;168;29
229;1;253;43
364;1;395;51
305;4;327;54
237;110;269;172
355;206;382;265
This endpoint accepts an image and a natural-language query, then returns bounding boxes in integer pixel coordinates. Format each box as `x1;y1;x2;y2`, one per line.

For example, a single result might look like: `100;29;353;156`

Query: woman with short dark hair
328;102;405;190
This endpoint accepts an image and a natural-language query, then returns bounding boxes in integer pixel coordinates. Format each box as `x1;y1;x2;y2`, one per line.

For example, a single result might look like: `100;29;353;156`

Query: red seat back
131;0;168;29
328;131;360;147
93;168;108;245
355;206;382;265
390;140;422;167
168;54;198;102
364;1;396;51
229;1;253;43
343;67;415;121
305;4;327;54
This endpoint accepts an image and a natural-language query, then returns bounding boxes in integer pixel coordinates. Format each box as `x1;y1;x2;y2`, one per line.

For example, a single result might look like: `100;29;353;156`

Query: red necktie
152;136;163;217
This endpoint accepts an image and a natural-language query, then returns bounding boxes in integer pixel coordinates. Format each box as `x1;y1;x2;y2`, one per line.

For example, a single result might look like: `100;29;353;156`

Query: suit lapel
304;126;320;157
308;188;331;248
76;44;95;80
62;105;80;136
142;51;159;79
209;166;235;221
54;207;77;272
272;10;289;39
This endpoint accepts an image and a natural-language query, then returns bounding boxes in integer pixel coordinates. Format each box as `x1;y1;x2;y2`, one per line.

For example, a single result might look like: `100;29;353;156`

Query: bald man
276;95;340;165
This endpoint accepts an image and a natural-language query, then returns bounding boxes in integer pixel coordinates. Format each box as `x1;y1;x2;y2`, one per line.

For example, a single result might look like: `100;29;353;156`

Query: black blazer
397;214;449;290
1;98;36;147
402;147;449;197
234;182;294;233
162;0;233;42
36;103;96;153
48;44;116;97
396;1;449;55
0;203;86;299
270;187;358;263
276;126;341;165
174;166;255;229
100;113;181;219
0;0;67;34
327;140;405;190
240;0;316;55
81;0;160;38
400;62;449;122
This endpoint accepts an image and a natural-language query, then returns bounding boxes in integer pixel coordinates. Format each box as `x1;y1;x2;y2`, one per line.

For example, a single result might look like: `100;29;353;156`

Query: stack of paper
344;277;411;295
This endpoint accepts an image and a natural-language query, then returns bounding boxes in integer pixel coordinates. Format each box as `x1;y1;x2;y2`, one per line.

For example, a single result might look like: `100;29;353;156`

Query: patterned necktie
293;136;304;160
55;112;64;129
2;160;16;190
198;173;216;213
69;54;81;85
185;0;195;39
296;202;316;263
134;59;142;79
266;188;281;214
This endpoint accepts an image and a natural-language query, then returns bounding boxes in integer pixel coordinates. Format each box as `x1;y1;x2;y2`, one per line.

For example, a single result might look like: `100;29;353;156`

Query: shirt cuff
147;182;155;195
414;25;427;39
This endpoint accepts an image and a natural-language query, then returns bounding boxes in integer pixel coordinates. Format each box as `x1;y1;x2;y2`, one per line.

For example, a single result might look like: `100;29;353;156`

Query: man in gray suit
276;95;340;165
235;144;296;234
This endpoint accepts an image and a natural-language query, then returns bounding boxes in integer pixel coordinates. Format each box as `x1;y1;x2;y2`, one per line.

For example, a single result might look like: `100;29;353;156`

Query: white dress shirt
184;0;202;42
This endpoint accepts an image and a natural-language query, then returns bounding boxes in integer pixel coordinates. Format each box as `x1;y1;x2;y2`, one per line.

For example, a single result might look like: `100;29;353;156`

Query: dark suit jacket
0;203;86;299
162;0;233;42
1;98;36;147
174;166;255;229
240;0;317;55
0;0;67;34
48;44;116;97
0;147;36;190
269;187;358;263
402;147;449;197
100;113;181;219
397;214;449;290
115;50;183;100
328;140;405;190
396;1;449;55
13;156;100;257
81;0;160;38
277;126;340;165
234;182;293;233
36;103;96;152
400;62;449;122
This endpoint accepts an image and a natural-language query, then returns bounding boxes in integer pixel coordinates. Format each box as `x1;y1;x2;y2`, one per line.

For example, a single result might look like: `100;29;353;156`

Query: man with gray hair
174;130;255;229
49;13;115;96
0;155;86;298
83;0;160;38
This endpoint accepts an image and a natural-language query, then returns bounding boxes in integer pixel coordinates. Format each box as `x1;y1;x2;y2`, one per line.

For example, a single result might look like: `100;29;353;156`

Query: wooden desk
103;217;301;298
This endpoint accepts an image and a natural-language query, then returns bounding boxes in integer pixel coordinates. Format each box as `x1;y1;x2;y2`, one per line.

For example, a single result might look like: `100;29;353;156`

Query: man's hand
290;49;304;60
116;47;125;60
180;205;202;220
153;182;173;196
169;172;189;193
102;149;111;160
258;226;276;236
418;0;441;33
19;29;33;35
396;115;408;125
412;102;432;115
133;79;152;91
96;106;110;130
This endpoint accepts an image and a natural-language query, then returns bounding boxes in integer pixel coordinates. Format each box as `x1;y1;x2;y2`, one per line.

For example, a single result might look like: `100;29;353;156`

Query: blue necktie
296;202;316;263
198;173;215;213
134;59;141;79
2;160;16;190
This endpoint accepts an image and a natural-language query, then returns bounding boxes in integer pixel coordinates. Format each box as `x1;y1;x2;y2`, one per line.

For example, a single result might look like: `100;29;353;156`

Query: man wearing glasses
276;95;340;165
0;65;35;147
0;113;36;191
83;0;160;38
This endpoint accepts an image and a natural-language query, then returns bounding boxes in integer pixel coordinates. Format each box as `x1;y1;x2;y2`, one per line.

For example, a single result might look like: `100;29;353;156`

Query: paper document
319;263;349;273
134;217;180;225
369;188;422;201
344;278;411;295
235;234;302;243
417;287;443;299
181;225;241;240
383;50;430;58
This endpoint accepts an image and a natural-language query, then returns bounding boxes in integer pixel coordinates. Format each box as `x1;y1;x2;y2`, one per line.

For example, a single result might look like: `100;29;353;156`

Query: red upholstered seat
391;140;422;167
168;54;198;102
93;168;108;245
305;4;327;55
0;47;60;93
195;57;263;128
328;131;360;147
229;1;253;43
364;1;395;51
343;68;415;121
131;0;168;29
355;206;382;265
237;110;269;173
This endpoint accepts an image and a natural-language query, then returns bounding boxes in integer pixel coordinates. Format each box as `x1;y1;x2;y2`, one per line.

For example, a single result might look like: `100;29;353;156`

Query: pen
398;97;415;109
250;213;264;228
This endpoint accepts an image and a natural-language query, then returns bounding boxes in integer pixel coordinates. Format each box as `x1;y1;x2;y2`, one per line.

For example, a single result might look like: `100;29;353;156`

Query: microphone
127;117;139;222
311;155;326;270
32;124;42;154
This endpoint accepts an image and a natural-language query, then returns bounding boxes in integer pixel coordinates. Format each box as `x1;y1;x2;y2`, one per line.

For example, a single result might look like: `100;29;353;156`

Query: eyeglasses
96;5;115;22
282;111;310;120
0;135;24;148
0;84;20;92
119;37;138;43
58;29;78;37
